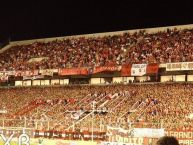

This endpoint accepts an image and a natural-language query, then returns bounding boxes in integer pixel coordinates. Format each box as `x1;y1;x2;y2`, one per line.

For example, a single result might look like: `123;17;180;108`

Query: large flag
131;64;147;76
121;64;159;76
121;64;132;76
146;63;159;74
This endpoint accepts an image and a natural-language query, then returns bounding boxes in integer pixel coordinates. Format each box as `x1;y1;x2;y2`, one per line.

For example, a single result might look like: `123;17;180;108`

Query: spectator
156;136;179;145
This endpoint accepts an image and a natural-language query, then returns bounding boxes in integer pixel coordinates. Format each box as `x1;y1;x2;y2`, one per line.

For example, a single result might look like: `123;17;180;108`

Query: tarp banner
59;68;88;76
131;64;147;76
166;62;193;71
92;66;122;74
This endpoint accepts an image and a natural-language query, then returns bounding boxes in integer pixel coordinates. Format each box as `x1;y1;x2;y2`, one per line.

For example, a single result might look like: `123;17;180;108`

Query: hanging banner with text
121;64;159;76
100;142;140;145
59;68;88;76
33;130;106;141
92;66;122;74
23;75;44;80
166;62;193;71
15;70;39;77
165;130;193;145
133;128;164;138
131;64;147;76
39;69;56;76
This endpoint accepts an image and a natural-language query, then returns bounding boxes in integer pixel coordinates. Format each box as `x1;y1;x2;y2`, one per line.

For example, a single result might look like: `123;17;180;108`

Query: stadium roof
0;0;193;41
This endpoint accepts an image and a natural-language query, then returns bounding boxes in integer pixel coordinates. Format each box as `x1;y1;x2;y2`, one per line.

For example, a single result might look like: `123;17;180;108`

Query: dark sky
0;0;193;41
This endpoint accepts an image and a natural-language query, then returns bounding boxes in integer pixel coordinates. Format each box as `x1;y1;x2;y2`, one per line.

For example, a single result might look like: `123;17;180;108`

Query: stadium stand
0;28;192;71
0;25;193;144
0;83;193;132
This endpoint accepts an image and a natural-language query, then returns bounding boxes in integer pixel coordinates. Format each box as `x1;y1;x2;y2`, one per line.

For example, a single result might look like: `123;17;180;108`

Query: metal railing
0;117;192;132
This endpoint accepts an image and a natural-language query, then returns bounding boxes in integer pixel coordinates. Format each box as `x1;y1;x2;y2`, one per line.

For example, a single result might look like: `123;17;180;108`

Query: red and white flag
131;64;147;76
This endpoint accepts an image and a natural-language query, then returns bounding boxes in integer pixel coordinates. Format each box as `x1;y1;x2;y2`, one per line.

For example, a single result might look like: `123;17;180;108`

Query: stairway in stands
13;99;45;117
128;100;154;124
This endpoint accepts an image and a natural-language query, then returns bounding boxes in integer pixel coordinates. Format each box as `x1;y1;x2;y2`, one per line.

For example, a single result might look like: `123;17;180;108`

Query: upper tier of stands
0;24;192;71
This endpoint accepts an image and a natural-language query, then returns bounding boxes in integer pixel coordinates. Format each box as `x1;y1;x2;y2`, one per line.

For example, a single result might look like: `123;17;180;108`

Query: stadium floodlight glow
0;133;30;145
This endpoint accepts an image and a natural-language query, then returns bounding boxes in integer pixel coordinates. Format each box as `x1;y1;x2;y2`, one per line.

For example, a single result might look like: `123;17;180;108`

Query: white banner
101;142;138;145
39;69;55;76
15;70;39;77
166;62;193;71
131;64;147;76
0;109;7;114
23;75;44;80
107;126;130;136
7;71;15;76
28;57;48;63
71;110;84;120
133;128;164;138
0;72;8;81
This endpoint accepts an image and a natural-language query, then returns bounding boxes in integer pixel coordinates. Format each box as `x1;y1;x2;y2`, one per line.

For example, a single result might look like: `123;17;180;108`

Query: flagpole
92;101;94;141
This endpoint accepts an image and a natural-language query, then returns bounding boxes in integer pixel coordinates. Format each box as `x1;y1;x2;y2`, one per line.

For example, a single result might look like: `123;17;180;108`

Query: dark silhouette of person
156;136;179;145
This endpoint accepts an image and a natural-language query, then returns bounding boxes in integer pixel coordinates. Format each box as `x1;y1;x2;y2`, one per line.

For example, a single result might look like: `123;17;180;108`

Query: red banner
92;66;122;74
146;64;159;74
59;68;88;76
121;64;132;76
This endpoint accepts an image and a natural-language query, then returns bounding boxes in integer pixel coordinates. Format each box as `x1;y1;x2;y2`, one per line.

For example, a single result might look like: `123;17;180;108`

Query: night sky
0;0;193;41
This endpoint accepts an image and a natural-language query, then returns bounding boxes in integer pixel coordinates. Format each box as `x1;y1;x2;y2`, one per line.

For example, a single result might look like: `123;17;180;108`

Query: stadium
0;24;193;145
0;1;193;145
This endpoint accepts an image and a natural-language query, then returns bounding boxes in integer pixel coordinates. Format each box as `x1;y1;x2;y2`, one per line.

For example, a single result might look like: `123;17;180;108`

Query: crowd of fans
0;83;193;131
0;27;193;135
0;28;192;71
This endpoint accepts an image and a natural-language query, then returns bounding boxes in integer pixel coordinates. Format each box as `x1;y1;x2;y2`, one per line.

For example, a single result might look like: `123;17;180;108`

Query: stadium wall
13;75;193;87
188;75;193;81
